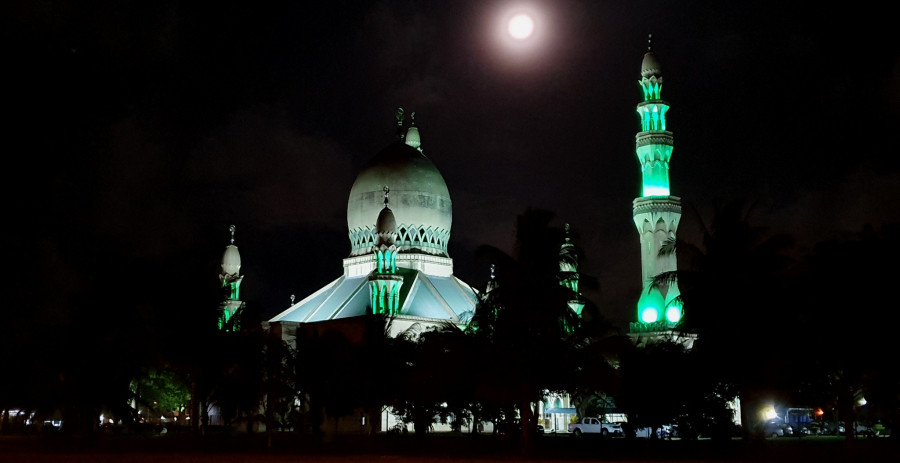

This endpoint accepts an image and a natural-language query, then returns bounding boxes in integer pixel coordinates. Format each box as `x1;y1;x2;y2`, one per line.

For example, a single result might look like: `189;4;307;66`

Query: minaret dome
221;224;242;276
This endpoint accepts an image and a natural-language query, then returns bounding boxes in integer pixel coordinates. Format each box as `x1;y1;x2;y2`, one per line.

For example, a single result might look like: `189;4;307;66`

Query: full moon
507;14;534;40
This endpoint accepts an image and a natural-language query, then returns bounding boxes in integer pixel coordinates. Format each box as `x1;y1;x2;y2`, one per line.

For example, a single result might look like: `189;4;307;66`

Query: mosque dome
375;193;398;247
375;205;397;236
221;244;241;276
347;140;452;257
641;51;662;78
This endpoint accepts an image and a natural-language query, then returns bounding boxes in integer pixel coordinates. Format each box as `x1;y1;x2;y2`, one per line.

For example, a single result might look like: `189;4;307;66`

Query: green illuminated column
368;187;404;315
631;39;683;332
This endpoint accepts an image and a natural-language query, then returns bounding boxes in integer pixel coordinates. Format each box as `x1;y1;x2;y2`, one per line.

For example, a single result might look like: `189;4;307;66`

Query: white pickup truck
568;417;624;437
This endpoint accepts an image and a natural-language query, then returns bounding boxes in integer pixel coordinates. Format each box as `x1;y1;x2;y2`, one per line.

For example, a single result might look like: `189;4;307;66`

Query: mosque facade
210;45;696;433
265;109;480;349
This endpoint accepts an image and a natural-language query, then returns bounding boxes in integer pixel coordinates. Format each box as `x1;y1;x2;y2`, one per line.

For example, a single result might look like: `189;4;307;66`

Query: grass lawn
1;431;896;462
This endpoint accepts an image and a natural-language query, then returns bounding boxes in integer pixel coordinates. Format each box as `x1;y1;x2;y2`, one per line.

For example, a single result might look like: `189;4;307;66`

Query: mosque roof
347;138;452;257
269;268;478;324
270;110;477;331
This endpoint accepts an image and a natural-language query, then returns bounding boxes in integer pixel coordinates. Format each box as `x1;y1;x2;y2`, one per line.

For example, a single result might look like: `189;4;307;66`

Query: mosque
265;109;480;348
215;44;691;432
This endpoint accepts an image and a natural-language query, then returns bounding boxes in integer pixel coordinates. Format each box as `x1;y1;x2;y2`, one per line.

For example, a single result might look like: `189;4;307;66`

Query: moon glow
507;14;534;40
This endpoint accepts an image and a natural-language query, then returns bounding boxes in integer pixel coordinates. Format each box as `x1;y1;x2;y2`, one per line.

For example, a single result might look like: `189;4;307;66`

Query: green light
665;305;681;323
642;185;670;197
640;307;658;323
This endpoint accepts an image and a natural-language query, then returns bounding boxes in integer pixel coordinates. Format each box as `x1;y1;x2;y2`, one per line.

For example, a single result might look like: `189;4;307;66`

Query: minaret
558;223;585;316
219;224;244;331
630;36;683;335
368;186;404;315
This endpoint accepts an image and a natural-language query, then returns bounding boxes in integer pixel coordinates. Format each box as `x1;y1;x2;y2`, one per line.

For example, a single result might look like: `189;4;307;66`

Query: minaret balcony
635;131;673;148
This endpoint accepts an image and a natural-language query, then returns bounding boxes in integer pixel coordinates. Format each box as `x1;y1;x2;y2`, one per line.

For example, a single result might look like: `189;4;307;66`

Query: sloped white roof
269;268;478;324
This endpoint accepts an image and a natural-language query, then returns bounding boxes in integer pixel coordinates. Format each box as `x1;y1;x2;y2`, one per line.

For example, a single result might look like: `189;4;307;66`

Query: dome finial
229;224;236;244
564;222;572;243
490;263;496;280
383;185;390;208
405;111;422;150
395;107;405;139
290;294;295;305
647;33;652;52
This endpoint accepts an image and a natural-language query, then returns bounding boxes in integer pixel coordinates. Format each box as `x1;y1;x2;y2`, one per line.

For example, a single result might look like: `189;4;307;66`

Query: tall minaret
219;224;244;331
630;36;683;334
558;223;585;317
368;186;404;315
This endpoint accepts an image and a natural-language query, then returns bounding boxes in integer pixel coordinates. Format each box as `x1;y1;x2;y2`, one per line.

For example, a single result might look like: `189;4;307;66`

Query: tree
468;208;597;451
649;199;798;438
799;223;900;440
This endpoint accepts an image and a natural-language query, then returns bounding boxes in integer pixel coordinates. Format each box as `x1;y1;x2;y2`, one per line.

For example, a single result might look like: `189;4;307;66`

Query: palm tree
800;223;900;440
648;199;798;438
469;209;600;450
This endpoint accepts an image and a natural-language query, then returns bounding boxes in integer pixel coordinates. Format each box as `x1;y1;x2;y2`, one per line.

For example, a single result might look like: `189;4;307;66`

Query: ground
1;431;897;462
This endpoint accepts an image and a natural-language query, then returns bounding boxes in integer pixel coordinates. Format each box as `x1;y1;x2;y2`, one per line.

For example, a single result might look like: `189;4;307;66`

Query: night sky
7;1;899;330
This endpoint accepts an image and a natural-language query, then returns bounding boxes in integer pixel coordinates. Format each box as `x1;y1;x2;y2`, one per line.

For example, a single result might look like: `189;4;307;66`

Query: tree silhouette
649;199;798;438
799;223;900;440
468;208;599;451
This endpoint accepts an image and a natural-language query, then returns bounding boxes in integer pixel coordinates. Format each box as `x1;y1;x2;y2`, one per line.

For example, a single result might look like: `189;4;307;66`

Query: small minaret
631;36;683;334
219;224;245;331
368;186;405;315
558;223;585;316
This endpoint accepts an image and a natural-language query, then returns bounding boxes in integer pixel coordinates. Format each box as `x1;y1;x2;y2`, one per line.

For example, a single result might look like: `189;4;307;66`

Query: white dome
221;244;241;276
641;51;662;78
347;141;452;257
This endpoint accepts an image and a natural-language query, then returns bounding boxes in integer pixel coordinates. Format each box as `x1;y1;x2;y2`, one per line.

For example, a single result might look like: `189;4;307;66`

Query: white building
267;110;479;346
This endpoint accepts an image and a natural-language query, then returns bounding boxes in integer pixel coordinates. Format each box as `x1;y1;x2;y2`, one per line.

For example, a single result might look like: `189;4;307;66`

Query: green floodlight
640;307;659;323
665;304;681;323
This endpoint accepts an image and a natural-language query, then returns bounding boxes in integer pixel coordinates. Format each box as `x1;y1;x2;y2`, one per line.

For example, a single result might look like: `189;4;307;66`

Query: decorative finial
383;185;390;207
564;223;572;242
290;294;295;305
490;263;496;280
395;107;405;139
229;224;236;244
647;33;652;52
410;111;416;126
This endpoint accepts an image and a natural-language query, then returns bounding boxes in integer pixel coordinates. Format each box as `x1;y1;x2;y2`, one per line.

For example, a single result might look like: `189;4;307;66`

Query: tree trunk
518;395;535;456
739;389;761;441
190;374;199;435
265;395;274;450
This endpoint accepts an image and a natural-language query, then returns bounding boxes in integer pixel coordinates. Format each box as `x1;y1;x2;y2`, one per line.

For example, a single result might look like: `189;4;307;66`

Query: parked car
823;422;846;436
763;421;792;437
568;417;624;437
